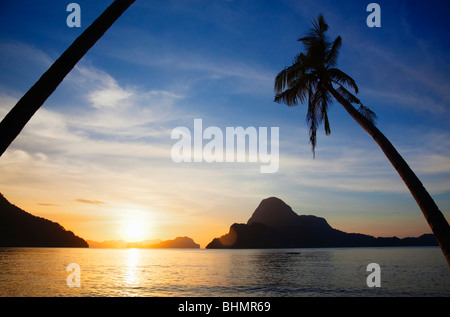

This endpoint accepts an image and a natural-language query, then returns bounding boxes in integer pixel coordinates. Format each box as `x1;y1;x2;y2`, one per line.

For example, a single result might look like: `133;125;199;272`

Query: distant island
149;236;200;248
87;239;161;249
206;197;438;249
0;193;88;247
87;236;200;249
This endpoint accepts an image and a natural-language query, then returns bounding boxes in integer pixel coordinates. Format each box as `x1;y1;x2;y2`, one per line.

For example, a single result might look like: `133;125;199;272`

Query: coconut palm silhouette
274;15;450;265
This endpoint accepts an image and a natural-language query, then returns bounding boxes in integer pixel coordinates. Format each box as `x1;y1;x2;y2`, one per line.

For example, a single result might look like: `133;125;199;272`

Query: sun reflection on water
124;248;140;293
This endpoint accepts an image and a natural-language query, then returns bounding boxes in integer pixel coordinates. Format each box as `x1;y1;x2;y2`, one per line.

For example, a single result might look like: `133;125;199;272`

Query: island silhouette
206;197;438;249
0;193;88;247
87;236;200;249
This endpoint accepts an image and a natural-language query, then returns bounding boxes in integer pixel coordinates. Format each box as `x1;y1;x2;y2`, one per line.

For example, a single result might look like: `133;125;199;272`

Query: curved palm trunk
0;0;135;157
328;85;450;265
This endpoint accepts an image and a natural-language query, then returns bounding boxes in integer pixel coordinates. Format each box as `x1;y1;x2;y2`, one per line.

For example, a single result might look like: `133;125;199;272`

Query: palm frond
306;81;333;155
315;84;332;134
274;87;300;106
307;86;318;157
326;36;342;67
298;35;316;47
358;105;377;125
336;86;360;104
328;68;358;94
298;14;329;51
274;71;317;106
274;78;307;106
274;67;289;93
293;52;309;66
323;111;331;135
312;14;328;38
274;55;308;93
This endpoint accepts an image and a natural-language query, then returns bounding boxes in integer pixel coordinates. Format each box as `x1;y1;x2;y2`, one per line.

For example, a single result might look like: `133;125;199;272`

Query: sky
0;0;449;248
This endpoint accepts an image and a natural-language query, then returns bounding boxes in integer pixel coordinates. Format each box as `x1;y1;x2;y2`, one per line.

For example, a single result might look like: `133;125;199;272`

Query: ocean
0;247;448;297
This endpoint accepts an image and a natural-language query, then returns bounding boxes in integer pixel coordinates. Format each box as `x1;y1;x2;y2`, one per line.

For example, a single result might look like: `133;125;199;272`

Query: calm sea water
0;247;448;297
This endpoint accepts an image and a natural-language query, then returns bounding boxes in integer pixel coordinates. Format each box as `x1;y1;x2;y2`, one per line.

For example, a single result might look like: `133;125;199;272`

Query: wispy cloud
341;27;450;117
0;42;53;69
75;199;106;205
99;37;275;97
37;203;60;207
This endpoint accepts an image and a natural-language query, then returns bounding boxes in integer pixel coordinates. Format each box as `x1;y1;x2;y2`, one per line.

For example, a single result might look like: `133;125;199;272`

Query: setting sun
121;220;147;242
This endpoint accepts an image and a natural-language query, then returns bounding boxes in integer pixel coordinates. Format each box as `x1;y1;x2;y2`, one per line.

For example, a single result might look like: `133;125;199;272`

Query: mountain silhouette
148;236;200;248
87;237;200;248
247;196;299;227
87;239;161;248
0;193;88;247
206;197;438;248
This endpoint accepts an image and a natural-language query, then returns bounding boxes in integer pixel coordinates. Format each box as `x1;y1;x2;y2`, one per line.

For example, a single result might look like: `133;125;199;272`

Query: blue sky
0;0;449;247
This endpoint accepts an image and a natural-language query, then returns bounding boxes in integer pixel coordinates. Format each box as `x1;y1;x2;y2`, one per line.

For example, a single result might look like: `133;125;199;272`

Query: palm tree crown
274;14;375;156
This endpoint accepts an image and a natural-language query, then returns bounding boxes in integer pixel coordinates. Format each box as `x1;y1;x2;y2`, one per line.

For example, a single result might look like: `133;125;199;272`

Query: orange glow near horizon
1;190;434;250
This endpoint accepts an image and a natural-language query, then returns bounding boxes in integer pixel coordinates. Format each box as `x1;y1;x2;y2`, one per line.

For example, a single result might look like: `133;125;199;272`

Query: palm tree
274;15;450;265
0;0;135;157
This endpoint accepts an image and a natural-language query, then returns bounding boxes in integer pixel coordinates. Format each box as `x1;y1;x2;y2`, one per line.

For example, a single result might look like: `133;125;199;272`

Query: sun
121;220;147;242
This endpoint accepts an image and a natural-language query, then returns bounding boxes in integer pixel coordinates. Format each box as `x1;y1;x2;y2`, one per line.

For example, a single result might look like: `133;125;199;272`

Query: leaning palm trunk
0;0;135;157
328;85;450;265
